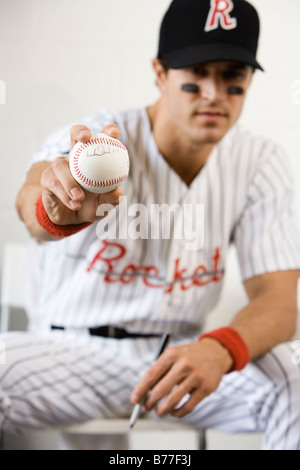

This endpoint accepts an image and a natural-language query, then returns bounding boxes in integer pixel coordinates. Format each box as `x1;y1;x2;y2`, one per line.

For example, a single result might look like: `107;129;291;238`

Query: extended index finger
70;125;92;149
101;123;121;139
130;350;175;404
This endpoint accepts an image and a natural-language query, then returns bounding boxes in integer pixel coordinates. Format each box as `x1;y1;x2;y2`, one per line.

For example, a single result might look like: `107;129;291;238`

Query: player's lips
194;110;228;120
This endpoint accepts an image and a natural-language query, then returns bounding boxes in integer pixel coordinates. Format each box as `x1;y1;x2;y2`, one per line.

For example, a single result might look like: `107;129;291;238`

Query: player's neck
147;102;215;186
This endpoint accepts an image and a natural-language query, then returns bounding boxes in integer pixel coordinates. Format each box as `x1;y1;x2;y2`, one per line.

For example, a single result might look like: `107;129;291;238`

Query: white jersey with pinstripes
26;107;300;336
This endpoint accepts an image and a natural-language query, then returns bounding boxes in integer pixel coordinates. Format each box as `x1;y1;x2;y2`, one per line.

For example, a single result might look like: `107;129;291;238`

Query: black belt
51;325;161;339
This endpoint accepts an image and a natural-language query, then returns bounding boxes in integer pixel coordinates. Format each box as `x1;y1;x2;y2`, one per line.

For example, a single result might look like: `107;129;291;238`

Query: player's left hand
130;338;233;418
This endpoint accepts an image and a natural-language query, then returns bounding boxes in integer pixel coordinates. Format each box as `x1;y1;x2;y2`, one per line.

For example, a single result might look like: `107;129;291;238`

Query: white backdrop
0;0;300;259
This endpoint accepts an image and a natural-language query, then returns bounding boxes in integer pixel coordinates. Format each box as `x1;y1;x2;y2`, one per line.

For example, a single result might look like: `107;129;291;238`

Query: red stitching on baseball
71;137;128;188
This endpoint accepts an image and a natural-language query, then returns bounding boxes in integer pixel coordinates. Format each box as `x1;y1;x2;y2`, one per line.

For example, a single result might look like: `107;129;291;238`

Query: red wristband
198;327;250;373
35;194;93;239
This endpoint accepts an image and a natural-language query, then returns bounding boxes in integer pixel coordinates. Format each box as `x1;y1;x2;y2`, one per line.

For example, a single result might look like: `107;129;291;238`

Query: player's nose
200;77;226;101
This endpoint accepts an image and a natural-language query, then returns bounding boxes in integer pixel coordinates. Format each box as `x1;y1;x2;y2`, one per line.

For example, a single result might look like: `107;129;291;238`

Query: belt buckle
108;325;116;338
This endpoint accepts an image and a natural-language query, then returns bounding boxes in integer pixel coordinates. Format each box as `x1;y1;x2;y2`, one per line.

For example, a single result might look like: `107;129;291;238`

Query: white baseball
69;133;130;193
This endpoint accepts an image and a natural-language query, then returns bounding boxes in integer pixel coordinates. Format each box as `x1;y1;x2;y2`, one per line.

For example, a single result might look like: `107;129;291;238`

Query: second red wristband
198;327;250;373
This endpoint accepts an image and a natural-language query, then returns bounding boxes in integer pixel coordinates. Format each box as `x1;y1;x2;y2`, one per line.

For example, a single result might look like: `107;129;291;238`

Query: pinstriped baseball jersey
26;108;300;336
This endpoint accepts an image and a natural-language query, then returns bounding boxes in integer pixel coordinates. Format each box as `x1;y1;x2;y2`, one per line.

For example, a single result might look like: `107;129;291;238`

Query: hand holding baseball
40;124;126;226
69;130;130;194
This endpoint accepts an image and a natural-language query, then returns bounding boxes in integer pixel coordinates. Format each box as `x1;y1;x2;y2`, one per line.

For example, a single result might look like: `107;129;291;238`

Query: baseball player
1;0;300;450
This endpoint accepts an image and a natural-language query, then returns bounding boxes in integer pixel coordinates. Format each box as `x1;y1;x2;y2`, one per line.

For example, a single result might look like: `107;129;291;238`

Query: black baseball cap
157;0;263;71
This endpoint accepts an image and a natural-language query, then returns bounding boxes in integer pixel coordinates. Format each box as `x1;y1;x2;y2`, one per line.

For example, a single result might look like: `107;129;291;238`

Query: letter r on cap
205;0;237;32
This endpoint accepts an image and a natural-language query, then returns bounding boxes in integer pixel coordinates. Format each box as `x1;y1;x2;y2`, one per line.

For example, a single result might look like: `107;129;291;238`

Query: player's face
158;61;254;145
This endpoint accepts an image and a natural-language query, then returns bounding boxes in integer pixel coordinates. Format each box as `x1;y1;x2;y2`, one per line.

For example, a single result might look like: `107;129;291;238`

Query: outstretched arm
16;124;123;242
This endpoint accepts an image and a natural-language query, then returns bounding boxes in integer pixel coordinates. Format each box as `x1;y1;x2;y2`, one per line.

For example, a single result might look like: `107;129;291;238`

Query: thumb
101;123;121;140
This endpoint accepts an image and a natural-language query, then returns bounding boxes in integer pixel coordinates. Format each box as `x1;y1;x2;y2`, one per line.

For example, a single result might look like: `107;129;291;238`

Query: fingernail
71;188;82;199
78;130;91;141
69;200;79;208
130;393;138;403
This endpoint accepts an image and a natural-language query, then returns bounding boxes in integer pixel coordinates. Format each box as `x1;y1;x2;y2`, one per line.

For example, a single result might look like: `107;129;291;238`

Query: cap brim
162;43;264;71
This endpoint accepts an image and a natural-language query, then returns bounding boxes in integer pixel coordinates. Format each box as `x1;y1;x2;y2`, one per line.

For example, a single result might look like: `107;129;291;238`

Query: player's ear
152;58;169;93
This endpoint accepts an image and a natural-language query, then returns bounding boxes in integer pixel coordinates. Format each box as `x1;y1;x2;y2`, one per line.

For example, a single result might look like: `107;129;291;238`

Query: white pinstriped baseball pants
0;331;299;450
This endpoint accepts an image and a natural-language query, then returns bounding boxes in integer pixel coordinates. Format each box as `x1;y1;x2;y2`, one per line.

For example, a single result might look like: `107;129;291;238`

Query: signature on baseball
84;144;118;158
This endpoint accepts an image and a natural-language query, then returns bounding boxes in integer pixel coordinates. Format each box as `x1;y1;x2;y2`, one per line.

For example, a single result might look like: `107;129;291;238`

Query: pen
129;333;170;428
